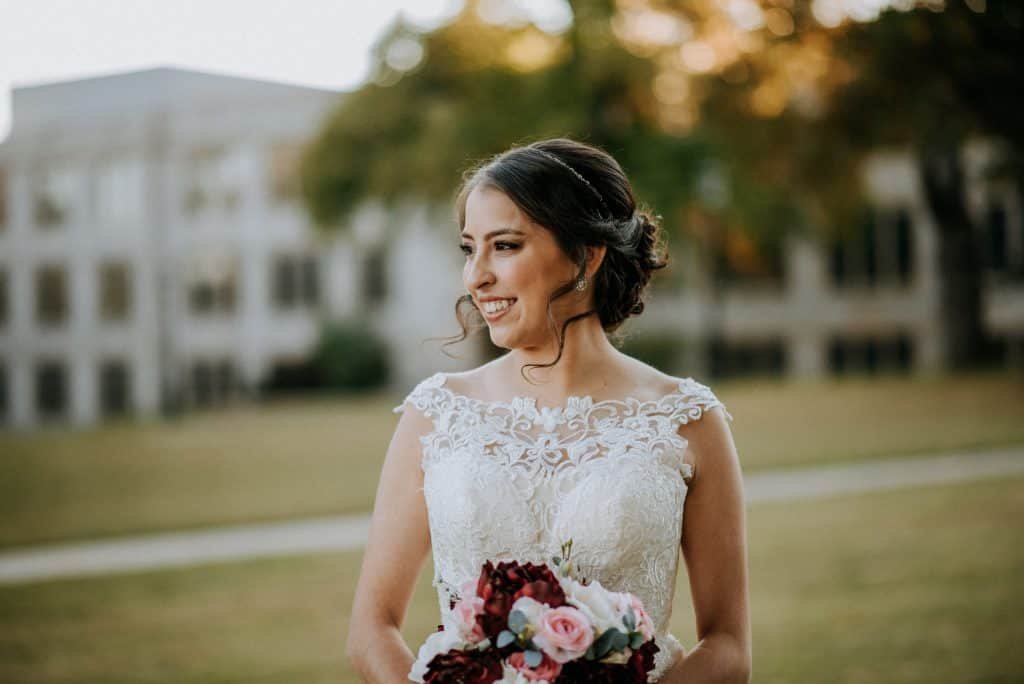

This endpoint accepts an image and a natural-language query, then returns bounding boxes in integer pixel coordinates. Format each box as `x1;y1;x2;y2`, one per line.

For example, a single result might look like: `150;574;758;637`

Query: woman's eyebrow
460;228;527;241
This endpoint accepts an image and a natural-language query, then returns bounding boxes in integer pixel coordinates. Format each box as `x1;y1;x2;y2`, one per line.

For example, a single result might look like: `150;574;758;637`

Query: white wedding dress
394;371;733;682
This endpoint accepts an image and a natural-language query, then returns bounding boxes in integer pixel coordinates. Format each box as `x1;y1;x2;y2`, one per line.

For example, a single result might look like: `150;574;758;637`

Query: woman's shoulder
613;355;731;423
618;355;711;402
391;371;451;416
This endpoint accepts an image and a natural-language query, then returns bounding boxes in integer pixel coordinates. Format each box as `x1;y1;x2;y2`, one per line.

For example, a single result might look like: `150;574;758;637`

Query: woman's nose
465;252;494;290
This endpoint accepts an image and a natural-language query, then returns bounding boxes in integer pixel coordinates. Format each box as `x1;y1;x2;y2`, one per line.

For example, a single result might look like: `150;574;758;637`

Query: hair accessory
533;148;611;215
575;275;588;292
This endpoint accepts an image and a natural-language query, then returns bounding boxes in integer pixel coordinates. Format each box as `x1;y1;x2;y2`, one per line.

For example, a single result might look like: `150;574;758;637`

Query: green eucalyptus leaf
630;632;645;649
593;628;618;659
610;629;629;651
524;649;543;667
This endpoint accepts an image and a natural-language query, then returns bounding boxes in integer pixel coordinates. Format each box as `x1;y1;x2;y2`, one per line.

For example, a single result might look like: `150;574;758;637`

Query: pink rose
452;593;487;643
506;651;563;681
452;579;486;643
531;605;594;663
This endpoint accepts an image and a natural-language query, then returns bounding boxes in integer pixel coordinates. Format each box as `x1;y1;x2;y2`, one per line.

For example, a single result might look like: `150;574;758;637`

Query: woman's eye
460;242;519;257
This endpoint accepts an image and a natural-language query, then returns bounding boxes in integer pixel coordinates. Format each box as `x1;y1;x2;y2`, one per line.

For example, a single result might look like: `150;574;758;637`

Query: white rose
510;595;547;625
564;578;620;633
407;627;463;682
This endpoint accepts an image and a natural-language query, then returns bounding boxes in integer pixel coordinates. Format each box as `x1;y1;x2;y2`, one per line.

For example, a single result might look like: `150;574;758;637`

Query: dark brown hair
439;138;669;383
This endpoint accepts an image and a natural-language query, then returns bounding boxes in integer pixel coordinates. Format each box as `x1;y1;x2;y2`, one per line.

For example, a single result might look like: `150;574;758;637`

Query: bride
347;138;751;683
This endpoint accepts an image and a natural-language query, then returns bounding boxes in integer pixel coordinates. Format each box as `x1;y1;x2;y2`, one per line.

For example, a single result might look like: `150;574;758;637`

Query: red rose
513;577;566;608
423;648;503;684
625;640;660;680
475;561;567;639
552;640;660;683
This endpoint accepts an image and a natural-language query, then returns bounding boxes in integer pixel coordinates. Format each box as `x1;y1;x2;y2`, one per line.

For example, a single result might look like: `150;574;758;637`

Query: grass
0;371;1021;550
0;475;1020;683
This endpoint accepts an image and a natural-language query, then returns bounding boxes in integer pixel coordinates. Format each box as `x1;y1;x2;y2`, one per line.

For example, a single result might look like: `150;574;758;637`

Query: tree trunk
918;143;989;370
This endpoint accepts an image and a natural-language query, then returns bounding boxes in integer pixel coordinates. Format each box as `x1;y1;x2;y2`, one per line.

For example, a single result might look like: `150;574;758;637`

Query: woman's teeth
483;299;515;314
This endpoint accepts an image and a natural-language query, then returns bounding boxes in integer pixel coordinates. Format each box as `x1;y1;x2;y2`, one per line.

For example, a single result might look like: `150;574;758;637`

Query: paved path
2;446;1022;586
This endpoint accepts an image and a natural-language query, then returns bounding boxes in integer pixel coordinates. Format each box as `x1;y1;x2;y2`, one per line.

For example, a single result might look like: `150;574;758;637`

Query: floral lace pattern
394;371;732;682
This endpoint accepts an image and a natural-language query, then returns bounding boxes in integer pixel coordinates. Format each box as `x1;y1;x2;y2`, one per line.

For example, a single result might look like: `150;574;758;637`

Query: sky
0;0;470;141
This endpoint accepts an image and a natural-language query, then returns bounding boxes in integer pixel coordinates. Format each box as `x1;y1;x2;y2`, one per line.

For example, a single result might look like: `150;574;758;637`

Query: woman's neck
501;319;626;399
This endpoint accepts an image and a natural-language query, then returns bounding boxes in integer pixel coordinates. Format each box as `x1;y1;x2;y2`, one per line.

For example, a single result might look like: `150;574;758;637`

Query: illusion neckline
430;371;697;414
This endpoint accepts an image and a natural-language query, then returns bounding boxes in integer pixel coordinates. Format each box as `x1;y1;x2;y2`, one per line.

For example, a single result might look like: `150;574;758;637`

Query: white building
1;67;1022;431
0;67;358;428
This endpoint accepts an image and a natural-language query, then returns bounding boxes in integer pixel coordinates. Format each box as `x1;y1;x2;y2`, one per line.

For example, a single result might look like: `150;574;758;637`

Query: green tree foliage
695;0;1021;367
314;320;391;391
300;0;714;242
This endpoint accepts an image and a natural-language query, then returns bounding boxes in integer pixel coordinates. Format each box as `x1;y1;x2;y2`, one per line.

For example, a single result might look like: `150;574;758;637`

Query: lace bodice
394;371;733;682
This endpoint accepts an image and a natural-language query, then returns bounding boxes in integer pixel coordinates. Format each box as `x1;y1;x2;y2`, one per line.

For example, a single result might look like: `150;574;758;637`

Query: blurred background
0;0;1022;682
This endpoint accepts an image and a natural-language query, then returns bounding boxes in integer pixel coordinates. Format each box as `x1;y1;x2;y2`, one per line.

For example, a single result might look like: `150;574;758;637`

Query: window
827;334;913;375
362;245;388;305
35;360;68;420
98;261;132;321
33;167;78;229
186;251;237;315
272;253;319;309
829;205;915;289
0;165;8;231
95;156;144;225
183;146;248;215
0;362;8;423
707;336;786;379
36;264;69;326
269;141;303;202
99;359;131;417
0;268;8;328
190;358;234;407
894;208;913;286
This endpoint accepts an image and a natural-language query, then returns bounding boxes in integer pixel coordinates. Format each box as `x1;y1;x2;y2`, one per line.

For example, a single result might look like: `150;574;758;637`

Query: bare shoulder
617;353;687;400
439;357;505;399
668;374;736;480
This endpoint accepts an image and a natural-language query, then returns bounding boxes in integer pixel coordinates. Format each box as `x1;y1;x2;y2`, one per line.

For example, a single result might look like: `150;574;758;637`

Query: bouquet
409;540;660;684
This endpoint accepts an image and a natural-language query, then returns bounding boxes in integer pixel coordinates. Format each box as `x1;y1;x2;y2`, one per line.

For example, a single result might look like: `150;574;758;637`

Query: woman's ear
586;245;607;280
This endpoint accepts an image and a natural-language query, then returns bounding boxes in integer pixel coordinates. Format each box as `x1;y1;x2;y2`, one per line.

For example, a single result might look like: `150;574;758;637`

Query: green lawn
1;371;1021;550
1;475;1020;683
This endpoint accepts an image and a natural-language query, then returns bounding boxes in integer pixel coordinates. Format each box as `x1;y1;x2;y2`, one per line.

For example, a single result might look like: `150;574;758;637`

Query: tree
624;0;1022;369
820;1;1022;368
300;0;719;261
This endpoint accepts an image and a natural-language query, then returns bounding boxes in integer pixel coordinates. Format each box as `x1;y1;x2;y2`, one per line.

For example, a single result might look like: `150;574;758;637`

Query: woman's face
461;184;590;351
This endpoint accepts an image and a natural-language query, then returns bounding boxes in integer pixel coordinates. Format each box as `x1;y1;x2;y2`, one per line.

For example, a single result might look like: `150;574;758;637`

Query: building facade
0;67;362;429
1;68;1021;431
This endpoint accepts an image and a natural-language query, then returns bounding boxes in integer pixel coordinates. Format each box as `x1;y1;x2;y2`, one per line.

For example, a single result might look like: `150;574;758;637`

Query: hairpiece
533;148;611;214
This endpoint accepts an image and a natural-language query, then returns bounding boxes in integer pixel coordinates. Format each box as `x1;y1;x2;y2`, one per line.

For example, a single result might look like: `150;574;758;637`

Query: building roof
7;65;343;136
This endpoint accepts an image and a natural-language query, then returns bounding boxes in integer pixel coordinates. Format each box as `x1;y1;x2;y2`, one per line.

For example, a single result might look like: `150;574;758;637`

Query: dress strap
392;372;449;419
668;378;733;426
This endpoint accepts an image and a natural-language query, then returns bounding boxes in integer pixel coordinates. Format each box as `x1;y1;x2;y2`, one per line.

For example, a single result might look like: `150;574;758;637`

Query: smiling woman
447;138;671;384
347;139;750;684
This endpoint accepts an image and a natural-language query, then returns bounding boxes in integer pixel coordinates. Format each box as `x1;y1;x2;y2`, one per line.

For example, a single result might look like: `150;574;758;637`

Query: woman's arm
662;406;752;683
346;404;434;682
